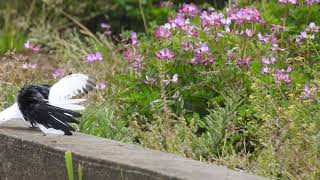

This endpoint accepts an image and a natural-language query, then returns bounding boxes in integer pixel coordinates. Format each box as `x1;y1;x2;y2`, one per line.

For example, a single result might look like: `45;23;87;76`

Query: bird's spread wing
17;85;81;135
49;73;96;101
48;74;96;110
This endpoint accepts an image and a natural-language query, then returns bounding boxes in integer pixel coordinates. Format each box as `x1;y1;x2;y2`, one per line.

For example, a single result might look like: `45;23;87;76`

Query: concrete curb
0;120;267;180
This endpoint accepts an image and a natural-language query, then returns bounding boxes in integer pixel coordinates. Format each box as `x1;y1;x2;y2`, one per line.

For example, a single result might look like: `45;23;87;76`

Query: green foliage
79;102;134;143
64;151;83;180
249;79;320;178
0;31;27;54
195;91;244;158
1;1;320;179
65;151;74;180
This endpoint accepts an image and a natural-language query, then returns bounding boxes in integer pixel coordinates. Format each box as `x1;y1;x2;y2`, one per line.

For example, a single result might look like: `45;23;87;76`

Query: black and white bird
0;74;96;135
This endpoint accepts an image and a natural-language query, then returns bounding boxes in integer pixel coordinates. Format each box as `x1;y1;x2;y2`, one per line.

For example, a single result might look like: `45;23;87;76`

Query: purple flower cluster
130;32;138;46
85;52;103;63
155;26;171;39
296;22;319;43
155;48;174;60
281;0;320;5
261;56;276;73
166;14;199;37
181;41;193;51
24;41;40;53
123;32;144;71
278;0;297;5
305;22;320;33
300;84;318;100
179;3;197;17
229;8;261;25
52;68;65;79
238;28;254;37
257;33;278;45
96;81;107;90
237;57;251;70
261;56;276;65
191;43;215;65
200;11;226;28
304;0;320;6
274;67;292;83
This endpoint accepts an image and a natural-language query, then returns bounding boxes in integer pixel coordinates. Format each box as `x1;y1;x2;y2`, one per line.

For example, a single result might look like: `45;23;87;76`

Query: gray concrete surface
0;119;268;180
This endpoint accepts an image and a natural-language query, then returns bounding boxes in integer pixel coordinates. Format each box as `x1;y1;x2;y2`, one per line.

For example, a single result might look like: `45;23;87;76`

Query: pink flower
274;67;292;83
262;66;272;73
131;55;144;71
244;29;253;37
144;76;157;85
100;22;112;36
261;56;276;65
237;57;251;70
123;48;135;60
131;32;138;46
221;17;231;25
195;43;209;55
173;15;186;27
96;82;107;90
85;52;103;63
21;63;37;69
305;0;320;6
155;48;174;60
279;0;298;4
95;52;103;61
257;33;277;45
179;3;198;17
295;31;315;43
100;23;110;29
229;8;261;25
24;40;40;53
300;84;318;100
155;26;171;39
306;22;319;33
200;11;225;28
52;68;65;79
183;25;199;37
162;74;179;85
24;41;33;49
191;54;215;66
181;41;193;51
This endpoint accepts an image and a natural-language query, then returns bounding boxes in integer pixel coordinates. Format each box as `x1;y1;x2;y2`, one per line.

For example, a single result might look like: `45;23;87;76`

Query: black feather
17;85;81;135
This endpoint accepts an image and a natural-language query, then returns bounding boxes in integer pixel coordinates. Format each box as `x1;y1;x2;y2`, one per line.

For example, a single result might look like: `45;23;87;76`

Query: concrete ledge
0;120;267;180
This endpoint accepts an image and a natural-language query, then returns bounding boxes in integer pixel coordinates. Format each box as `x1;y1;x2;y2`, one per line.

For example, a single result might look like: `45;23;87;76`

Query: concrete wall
0;120;267;180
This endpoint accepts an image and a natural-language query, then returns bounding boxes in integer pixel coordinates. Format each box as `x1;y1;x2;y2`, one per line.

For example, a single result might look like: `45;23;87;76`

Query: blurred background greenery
0;1;319;179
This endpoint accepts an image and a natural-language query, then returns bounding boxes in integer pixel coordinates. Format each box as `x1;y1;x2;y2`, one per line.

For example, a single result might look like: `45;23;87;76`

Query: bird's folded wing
27;101;81;135
48;74;96;102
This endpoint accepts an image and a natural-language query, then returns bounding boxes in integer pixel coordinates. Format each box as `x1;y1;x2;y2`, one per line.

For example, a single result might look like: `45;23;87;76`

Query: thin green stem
26;0;36;27
309;41;320;58
275;81;288;103
138;0;149;34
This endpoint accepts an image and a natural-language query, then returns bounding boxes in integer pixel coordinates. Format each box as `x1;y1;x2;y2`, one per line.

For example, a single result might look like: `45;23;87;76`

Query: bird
0;73;96;135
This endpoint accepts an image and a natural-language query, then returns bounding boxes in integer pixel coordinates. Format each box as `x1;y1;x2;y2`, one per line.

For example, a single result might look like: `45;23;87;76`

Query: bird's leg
29;124;38;129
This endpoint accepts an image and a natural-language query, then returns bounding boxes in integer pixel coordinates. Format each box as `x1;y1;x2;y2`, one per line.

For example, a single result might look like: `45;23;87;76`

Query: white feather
48;74;95;111
0;103;24;124
53;104;85;111
50;99;86;111
49;74;93;101
38;124;64;135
